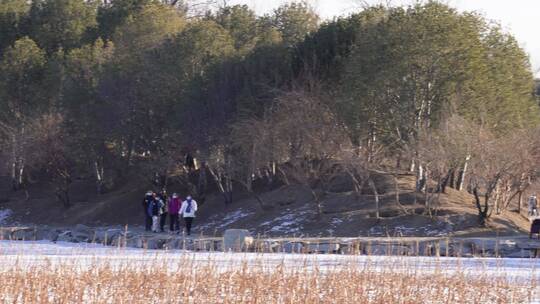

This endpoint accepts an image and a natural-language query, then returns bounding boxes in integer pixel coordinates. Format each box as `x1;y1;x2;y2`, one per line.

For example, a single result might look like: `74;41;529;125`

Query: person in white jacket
179;196;198;235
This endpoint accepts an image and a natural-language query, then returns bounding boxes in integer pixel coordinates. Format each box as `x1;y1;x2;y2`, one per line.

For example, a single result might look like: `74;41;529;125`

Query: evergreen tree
29;0;98;53
213;5;258;54
272;2;319;47
0;37;47;121
0;0;29;54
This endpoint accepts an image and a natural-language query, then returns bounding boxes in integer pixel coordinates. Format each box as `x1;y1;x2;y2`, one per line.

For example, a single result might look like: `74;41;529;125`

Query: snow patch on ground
368;223;451;237
198;209;254;231
331;218;343;225
325;218;344;235
261;208;311;234
0;209;12;225
216;210;254;229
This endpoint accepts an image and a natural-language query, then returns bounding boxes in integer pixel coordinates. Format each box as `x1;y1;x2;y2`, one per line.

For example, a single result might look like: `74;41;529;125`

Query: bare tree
468;128;538;225
139;134;186;192
232;90;351;215
0;119;33;193
206;144;234;205
411;116;476;215
28;114;75;208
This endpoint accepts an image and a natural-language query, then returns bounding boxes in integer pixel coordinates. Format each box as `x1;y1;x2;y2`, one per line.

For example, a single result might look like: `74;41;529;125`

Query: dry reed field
0;242;538;304
0;262;535;303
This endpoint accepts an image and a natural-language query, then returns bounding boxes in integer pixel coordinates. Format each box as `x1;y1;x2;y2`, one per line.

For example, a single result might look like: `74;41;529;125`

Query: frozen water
0;240;538;285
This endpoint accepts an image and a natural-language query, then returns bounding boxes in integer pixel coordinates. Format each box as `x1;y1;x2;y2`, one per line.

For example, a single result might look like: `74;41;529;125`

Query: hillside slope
0;172;530;237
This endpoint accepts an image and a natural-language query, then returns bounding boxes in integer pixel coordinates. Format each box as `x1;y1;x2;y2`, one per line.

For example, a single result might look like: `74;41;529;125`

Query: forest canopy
0;0;539;222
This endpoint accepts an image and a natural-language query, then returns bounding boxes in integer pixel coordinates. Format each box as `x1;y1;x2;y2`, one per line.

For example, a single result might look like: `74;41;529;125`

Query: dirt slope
0;172;531;237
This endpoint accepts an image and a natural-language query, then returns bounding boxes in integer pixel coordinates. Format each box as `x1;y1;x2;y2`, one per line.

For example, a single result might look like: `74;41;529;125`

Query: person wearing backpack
158;190;168;232
142;191;153;231
147;193;162;233
179;195;198;236
168;193;182;232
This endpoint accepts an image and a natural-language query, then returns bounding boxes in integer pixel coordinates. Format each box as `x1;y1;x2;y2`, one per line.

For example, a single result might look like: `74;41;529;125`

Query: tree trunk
438;169;453;193
246;143;256;192
518;191;523;214
10;132;25;191
457;155;471;191
162;169;169;192
310;188;323;216
245;174;252;193
393;174;408;215
225;173;233;205
277;166;290;186
346;170;363;196
416;164;426;192
368;178;380;219
10;134;17;190
448;169;455;189
197;164;207;197
494;182;501;215
409;158;416;173
367;122;377;163
208;167;231;205
56;177;71;209
94;160;105;194
11;161;17;190
262;164;275;186
424;178;432;217
123;136;135;176
11;159;25;191
473;187;489;227
17;161;24;188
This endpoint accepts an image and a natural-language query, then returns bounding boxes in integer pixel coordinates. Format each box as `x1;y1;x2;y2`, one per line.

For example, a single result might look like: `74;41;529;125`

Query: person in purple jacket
168;193;182;232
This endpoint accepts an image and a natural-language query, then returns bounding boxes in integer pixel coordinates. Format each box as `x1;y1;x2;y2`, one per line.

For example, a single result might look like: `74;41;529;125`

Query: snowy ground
0;241;538;303
0;240;538;282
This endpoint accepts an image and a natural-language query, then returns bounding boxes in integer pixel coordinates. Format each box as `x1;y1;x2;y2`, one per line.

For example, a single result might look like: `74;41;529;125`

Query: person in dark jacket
158;190;168;232
142;191;153;231
148;193;163;233
185;153;195;172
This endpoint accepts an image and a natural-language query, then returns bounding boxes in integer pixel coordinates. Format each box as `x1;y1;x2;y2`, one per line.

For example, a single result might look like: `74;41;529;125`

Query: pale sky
228;0;540;73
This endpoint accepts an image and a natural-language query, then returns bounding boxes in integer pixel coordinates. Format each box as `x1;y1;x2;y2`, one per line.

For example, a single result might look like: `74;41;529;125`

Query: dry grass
0;253;536;304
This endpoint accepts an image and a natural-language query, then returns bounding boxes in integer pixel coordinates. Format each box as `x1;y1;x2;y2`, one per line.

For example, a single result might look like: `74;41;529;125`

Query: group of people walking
142;191;198;235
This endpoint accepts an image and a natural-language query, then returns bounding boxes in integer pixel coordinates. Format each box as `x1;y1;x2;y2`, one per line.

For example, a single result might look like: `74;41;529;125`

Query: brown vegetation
0;255;534;303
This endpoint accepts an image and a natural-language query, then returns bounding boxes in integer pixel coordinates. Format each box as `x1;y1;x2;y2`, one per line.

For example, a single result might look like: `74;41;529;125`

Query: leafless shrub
230;90;352;214
27;114;76;208
412;115;540;224
468;127;540;225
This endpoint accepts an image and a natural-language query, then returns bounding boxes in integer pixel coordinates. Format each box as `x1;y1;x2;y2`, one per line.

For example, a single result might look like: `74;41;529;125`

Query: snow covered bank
0;240;538;282
0;241;537;303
